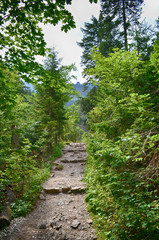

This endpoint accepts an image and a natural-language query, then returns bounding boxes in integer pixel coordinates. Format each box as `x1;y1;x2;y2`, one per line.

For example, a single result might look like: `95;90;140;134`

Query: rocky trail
0;143;96;240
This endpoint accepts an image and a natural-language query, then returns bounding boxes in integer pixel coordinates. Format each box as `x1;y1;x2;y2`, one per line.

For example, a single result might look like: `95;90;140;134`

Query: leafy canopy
83;45;159;239
0;0;98;81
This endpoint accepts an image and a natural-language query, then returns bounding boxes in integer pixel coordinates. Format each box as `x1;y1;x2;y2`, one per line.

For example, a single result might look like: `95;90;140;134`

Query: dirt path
0;143;96;240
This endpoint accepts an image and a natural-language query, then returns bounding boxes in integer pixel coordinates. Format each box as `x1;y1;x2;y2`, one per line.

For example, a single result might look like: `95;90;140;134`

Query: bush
85;134;159;240
11;200;32;218
3;144;63;219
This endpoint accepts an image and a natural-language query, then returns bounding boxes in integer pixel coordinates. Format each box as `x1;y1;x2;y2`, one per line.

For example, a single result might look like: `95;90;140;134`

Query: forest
0;0;159;239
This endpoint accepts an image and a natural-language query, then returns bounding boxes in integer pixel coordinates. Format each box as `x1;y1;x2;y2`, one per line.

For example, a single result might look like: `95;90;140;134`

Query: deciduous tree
0;0;98;81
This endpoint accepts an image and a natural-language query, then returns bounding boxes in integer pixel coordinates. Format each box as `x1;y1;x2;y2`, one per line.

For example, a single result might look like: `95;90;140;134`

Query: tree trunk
135;29;140;55
11;125;19;149
122;0;128;50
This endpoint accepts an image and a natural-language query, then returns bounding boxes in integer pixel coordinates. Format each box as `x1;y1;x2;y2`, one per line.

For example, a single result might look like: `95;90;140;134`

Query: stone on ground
0;143;96;240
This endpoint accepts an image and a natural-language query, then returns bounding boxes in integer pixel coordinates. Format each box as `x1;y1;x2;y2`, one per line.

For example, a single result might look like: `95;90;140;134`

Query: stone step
62;149;86;153
43;187;61;194
43;177;86;195
43;186;85;194
70;186;85;193
60;159;86;163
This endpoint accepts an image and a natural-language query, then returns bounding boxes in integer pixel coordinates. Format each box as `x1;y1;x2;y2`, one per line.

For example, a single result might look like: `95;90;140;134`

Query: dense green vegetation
0;0;159;239
0;48;81;219
78;1;159;239
0;0;93;224
84;47;159;239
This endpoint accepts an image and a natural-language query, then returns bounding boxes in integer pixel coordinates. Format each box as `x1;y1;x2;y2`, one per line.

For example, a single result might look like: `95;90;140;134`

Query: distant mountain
24;81;92;106
74;82;93;97
24;81;91;96
66;82;93;106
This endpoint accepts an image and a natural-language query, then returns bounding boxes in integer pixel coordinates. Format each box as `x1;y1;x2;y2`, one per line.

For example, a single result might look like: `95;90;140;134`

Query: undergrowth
0;144;63;219
83;47;159;240
85;135;159;240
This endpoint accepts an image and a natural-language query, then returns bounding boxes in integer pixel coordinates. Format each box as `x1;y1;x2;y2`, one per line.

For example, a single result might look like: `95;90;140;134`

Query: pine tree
34;48;73;151
129;21;156;59
100;0;144;50
78;16;101;70
98;12;123;55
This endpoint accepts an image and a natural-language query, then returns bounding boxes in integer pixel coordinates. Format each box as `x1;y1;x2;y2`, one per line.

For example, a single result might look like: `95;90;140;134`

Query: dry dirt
0;143;96;240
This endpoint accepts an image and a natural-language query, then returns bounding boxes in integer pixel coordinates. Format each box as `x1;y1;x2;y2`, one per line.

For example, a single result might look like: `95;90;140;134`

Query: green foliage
64;104;84;142
52;145;63;159
0;0;98;222
23;167;50;203
78;16;101;70
129;20;156;60
56;164;64;170
79;0;157;76
0;174;5;213
0;47;73;220
11;200;32;218
84;46;159;239
0;0;98;82
3;150;56;218
33;48;74;150
5;151;37;194
100;0;144;50
0;0;76;81
150;37;159;77
85;134;159;240
78;13;123;72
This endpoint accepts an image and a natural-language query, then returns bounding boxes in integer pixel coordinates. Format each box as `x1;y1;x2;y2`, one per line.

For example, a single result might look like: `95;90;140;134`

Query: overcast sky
39;0;159;84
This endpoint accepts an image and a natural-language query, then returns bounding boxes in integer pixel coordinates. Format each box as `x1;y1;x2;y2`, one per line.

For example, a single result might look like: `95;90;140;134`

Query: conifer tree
78;14;122;70
78;16;101;70
34;48;73;151
100;0;144;50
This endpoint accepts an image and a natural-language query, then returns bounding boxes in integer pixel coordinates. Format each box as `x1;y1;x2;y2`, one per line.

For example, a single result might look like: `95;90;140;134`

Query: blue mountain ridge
24;81;92;106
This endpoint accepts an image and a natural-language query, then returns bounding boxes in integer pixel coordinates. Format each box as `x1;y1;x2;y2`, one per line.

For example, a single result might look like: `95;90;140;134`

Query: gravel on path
0;143;97;240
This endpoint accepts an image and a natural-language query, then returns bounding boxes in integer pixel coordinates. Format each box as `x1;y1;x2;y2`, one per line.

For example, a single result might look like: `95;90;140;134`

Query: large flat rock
43;177;86;194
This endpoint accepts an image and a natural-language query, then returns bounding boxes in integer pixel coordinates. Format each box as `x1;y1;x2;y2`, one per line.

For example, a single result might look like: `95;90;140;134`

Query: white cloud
38;0;158;84
141;0;159;24
38;0;101;83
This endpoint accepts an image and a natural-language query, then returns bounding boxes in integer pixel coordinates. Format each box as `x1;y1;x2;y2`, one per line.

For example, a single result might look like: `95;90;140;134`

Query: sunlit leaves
0;46;75;217
150;38;159;78
0;0;76;81
0;63;22;112
84;47;159;239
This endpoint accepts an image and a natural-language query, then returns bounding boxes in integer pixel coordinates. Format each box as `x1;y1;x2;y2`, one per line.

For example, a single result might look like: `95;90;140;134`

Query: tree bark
122;0;128;50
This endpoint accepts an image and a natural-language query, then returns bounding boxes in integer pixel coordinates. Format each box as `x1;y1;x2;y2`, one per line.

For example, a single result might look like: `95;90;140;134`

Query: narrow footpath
0;143;96;240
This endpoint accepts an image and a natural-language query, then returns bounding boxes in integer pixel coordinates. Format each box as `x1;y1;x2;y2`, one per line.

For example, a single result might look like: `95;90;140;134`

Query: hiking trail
0;143;96;240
